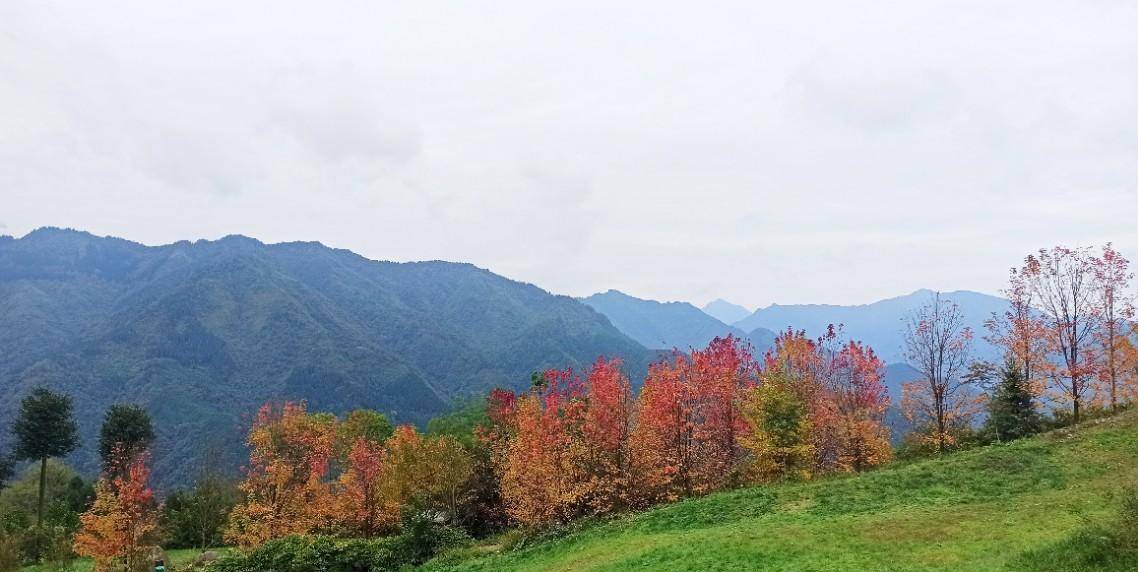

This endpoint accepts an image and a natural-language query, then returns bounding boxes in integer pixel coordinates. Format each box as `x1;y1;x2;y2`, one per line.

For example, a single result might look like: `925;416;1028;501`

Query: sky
3;1;1137;309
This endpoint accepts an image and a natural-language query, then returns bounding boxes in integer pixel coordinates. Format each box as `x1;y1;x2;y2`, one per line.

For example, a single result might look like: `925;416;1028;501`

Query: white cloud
2;0;1137;307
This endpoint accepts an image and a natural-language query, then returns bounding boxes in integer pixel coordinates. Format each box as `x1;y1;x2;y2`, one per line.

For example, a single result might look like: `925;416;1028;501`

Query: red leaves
757;330;891;475
338;437;395;538
631;336;757;502
495;357;636;526
74;450;158;571
491;335;893;525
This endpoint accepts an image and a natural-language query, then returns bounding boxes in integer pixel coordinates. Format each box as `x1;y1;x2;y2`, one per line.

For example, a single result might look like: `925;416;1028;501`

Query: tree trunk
1072;389;1080;424
37;456;47;530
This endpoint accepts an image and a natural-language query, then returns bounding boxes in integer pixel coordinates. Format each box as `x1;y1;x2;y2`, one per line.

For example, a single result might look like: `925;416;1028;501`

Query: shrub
208;522;471;572
0;533;20;572
1014;488;1138;571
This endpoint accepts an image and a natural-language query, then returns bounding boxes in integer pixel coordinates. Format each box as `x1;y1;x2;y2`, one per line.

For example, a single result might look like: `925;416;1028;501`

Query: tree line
900;243;1137;453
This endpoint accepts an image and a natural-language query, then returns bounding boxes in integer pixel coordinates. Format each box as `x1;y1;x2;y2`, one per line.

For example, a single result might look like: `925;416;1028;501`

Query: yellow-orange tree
382;425;473;521
74;451;158;572
225;402;337;547
755;329;891;477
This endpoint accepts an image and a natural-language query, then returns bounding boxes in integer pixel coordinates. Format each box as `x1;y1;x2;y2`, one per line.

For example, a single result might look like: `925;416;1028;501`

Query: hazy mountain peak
581;290;773;352
701;298;751;325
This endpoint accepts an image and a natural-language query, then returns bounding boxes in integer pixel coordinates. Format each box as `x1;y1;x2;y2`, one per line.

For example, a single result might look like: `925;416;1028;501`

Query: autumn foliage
225;403;474;548
224;402;338;546
492;358;634;526
630;337;757;504
988;244;1138;423
74;450;159;572
488;335;891;527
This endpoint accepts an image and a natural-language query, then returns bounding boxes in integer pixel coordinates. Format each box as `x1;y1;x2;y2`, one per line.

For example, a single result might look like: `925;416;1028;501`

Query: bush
0;534;20;572
1014;488;1138;571
160;476;239;549
208;521;471;572
893;425;982;461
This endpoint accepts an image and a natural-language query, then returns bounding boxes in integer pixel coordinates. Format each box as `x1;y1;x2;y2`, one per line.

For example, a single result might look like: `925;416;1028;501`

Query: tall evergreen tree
984;359;1041;442
11;388;79;532
98;404;155;474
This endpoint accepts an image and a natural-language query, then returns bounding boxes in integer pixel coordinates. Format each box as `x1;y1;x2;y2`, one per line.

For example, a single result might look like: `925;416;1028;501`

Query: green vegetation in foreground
422;412;1138;572
20;548;231;572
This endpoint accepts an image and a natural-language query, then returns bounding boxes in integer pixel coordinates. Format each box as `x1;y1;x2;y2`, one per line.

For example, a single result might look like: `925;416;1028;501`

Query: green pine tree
984;359;1041;443
11;388;79;535
98;403;155;474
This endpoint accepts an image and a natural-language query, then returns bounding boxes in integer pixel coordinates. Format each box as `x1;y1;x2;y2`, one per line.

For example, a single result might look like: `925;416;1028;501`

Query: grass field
423;413;1138;572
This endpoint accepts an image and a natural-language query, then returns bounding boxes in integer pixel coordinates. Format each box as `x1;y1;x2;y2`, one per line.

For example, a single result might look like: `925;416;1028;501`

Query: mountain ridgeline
580;290;775;353
0;228;655;487
731;289;1008;363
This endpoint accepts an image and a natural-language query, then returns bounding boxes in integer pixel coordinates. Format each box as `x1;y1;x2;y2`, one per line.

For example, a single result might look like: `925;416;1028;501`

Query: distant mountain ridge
0;228;655;487
580;290;775;353
733;289;1007;363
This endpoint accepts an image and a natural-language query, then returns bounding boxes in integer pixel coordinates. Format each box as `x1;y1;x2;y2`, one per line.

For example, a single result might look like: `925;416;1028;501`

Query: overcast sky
3;1;1137;308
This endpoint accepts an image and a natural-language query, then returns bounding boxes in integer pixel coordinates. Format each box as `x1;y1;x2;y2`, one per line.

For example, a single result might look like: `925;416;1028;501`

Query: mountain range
580;290;775;353
580;289;1006;364
0;227;1013;487
730;289;1007;363
0;228;655;487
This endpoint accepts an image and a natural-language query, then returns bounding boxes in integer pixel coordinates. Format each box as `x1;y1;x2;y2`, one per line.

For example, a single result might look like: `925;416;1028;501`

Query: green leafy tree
98;404;155;474
162;474;239;549
11;388;79;534
427;398;488;448
984;359;1042;442
340;410;394;447
741;374;815;482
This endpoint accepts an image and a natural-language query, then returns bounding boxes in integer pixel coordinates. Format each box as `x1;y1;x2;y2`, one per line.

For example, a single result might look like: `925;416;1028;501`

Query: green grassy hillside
425;412;1138;572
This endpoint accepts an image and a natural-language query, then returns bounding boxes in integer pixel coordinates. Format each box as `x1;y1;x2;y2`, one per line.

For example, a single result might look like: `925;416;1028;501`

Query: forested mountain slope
0;228;654;486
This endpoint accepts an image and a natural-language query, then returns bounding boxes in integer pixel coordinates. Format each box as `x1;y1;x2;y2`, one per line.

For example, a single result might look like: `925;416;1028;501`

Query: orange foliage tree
577;358;635;515
337;437;398;538
493;358;635;526
1091;243;1135;411
827;341;892;471
986;267;1051;396
630;336;756;504
74;451;159;572
225;402;338;547
756;328;890;475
